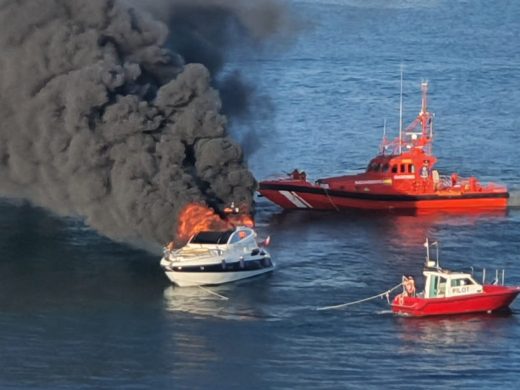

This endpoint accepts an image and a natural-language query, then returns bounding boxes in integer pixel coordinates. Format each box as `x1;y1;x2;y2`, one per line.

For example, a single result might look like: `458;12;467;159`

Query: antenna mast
420;81;428;115
381;118;387;154
398;65;404;155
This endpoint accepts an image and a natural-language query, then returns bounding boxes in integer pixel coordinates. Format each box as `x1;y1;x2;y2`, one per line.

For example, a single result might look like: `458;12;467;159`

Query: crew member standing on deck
420;161;430;179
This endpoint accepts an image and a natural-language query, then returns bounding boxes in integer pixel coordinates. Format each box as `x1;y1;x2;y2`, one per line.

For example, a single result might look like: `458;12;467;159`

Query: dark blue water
2;1;520;388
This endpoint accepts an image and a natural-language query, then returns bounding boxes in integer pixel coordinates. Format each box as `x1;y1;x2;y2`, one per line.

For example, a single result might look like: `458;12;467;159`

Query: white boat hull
160;226;274;287
164;264;275;287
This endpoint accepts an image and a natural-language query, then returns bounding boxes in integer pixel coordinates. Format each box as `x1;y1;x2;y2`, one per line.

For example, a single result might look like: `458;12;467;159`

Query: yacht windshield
190;230;234;244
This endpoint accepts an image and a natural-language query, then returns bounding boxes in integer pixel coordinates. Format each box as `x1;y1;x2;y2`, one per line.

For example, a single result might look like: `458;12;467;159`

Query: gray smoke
0;0;291;247
137;0;297;154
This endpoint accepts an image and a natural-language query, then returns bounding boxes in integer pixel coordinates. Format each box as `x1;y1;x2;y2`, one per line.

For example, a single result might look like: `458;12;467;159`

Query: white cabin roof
423;267;473;280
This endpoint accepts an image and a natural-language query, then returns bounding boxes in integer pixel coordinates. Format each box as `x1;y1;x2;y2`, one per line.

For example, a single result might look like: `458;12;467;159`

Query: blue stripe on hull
165;257;273;273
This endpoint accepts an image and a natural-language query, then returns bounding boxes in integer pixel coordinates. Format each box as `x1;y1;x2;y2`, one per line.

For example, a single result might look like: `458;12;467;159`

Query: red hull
258;180;509;211
391;285;520;317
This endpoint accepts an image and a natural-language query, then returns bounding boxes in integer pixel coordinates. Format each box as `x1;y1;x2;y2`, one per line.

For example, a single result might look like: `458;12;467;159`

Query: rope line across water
198;285;229;300
316;282;403;311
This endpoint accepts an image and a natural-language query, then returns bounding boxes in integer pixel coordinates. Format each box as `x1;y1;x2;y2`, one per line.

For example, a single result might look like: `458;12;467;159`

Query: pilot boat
160;226;273;287
258;82;508;211
391;240;520;317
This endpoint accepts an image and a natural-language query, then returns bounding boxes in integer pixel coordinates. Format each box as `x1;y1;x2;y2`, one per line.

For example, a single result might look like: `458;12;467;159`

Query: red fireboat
391;239;520;317
258;82;509;211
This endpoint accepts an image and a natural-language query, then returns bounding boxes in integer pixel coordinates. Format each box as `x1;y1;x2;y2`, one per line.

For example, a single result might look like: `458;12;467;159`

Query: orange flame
227;212;255;229
173;202;254;246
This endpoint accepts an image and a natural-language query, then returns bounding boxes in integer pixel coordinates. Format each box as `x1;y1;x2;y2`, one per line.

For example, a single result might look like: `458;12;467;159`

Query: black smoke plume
135;0;296;153
0;0;292;247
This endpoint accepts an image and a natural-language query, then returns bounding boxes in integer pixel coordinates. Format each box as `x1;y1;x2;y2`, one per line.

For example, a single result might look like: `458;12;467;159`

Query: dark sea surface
2;0;520;388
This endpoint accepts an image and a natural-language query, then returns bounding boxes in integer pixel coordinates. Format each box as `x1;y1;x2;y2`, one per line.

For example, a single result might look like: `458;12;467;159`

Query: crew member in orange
469;176;477;191
420;161;429;179
290;169;307;181
403;276;416;297
451;173;458;186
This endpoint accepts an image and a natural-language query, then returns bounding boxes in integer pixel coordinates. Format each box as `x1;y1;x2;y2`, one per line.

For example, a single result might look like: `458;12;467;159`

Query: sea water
2;0;520;388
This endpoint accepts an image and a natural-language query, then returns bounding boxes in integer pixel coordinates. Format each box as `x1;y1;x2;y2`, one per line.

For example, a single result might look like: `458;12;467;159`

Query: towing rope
323;187;340;212
316;282;403;311
198;285;229;300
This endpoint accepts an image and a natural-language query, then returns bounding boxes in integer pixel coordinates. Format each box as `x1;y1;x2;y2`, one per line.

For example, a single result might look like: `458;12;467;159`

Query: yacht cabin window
191;230;234;244
229;230;252;244
367;161;382;172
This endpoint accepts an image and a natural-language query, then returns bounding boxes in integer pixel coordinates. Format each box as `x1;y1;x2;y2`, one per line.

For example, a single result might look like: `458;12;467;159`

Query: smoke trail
0;0;291;246
132;0;297;154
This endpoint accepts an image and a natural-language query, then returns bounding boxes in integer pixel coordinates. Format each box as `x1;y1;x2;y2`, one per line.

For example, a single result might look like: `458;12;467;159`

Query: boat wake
162;286;270;321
